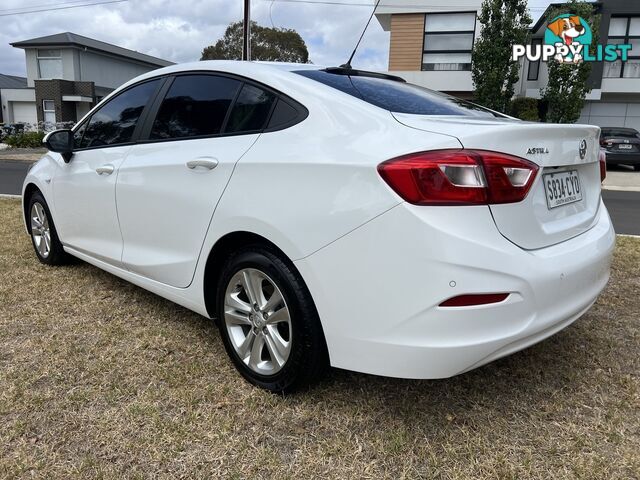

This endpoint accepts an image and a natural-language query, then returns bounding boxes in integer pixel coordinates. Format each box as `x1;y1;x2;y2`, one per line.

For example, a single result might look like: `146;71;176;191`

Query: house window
43;100;56;126
37;49;62;79
527;38;542;81
423;12;476;71
605;17;640;78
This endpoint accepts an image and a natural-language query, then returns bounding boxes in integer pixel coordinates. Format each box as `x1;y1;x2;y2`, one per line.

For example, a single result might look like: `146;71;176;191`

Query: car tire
216;246;328;393
27;191;70;266
634;165;640;172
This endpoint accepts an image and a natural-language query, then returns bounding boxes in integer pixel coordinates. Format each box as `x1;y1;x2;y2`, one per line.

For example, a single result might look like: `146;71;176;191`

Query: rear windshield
601;128;639;138
294;69;503;117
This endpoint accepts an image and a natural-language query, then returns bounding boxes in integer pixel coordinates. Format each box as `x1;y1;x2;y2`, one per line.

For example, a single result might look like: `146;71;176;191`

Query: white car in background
23;61;615;392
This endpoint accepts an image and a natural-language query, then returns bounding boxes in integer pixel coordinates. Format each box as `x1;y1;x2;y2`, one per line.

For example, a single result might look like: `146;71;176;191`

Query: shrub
509;97;541;122
4;131;46;148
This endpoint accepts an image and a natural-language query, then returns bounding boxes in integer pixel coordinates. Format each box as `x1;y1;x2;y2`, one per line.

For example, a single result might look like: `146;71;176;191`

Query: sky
0;0;558;78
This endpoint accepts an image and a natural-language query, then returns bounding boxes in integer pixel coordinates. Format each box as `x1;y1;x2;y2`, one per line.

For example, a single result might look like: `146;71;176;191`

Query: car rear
600;127;640;170
292;68;616;378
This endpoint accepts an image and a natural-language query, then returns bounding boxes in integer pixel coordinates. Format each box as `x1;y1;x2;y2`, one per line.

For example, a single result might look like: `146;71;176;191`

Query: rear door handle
186;158;219;170
96;164;115;175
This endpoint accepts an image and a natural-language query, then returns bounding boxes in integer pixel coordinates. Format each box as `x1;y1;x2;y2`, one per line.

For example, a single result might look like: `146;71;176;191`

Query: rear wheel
216;246;328;393
28;192;70;265
634;164;640;172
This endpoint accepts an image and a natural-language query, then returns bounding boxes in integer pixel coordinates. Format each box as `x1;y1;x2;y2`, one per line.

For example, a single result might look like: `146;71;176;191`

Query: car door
116;74;277;288
52;78;162;266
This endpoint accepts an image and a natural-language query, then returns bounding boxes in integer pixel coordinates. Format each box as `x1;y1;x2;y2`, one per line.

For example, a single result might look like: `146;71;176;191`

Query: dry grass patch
0;198;638;479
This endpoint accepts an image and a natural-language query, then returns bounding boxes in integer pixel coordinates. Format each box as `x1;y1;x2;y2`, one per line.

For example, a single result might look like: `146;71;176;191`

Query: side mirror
44;129;74;163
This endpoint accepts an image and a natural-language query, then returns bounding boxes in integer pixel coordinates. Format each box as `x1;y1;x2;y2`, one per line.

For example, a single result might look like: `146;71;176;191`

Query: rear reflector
378;150;539;206
439;293;510;307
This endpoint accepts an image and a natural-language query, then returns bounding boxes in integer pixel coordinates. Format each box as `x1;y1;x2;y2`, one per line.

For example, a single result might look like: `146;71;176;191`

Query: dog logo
545;14;592;64
579;139;587;160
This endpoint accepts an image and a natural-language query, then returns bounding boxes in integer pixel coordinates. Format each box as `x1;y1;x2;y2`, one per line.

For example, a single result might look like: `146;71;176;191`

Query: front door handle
186;158;219;170
96;164;115;175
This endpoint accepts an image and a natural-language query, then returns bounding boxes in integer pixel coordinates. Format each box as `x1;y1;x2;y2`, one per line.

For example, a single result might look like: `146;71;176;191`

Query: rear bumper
605;151;640;165
296;201;615;379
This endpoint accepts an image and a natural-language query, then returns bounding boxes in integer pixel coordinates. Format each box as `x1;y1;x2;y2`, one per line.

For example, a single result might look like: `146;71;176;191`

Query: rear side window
294;69;501;117
267;98;300;129
80;79;160;148
150;75;241;140
225;83;276;133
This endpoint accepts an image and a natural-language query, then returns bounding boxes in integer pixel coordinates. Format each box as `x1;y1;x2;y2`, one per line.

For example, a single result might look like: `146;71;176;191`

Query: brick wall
34;79;96;123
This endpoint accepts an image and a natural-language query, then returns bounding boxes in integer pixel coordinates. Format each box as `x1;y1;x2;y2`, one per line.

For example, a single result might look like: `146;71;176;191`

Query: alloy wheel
223;268;292;375
30;202;51;259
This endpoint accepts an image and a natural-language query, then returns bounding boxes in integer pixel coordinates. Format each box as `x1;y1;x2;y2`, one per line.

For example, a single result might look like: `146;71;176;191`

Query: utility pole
243;0;251;61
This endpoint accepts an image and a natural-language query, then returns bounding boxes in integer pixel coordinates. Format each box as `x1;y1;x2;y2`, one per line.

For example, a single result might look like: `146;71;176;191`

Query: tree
201;21;309;63
472;0;532;113
541;1;599;123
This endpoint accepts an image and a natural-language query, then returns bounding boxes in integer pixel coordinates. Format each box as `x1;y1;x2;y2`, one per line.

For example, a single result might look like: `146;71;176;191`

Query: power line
0;0;130;17
262;0;547;10
0;0;106;14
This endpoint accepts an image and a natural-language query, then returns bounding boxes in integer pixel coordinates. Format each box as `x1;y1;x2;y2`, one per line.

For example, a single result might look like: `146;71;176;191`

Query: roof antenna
339;0;382;69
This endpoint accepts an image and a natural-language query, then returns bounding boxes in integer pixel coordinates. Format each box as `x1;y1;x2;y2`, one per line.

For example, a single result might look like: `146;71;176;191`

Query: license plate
618;144;633;150
543;170;582;209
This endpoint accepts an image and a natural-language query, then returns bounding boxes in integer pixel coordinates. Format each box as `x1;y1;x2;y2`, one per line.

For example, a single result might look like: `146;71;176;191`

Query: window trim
136;71;308;146
71;71;309;152
72;77;166;152
422;11;477;72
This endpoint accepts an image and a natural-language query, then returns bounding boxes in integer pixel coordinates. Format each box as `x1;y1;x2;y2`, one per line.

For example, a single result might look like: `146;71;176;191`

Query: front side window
294;70;501;117
37;49;62;79
423;12;476;71
80;79;160;148
150;75;241;140
606;17;640;78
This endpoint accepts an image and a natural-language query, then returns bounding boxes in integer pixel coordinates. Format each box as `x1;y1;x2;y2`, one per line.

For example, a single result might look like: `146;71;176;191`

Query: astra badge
527;147;550;155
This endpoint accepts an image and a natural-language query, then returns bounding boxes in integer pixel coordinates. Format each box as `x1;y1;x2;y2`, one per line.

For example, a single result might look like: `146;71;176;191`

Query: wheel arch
22;183;42;234
203;231;311;319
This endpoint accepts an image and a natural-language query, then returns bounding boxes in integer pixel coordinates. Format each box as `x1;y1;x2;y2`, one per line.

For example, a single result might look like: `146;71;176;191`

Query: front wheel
634;164;640;172
216;247;328;393
27;191;70;265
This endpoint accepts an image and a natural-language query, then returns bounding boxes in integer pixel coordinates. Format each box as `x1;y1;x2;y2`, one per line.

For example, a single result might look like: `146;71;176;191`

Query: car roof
601;127;638;133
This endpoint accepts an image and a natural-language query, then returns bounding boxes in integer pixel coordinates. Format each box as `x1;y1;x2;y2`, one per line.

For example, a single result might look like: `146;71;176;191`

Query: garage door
579;102;640;131
11;102;37;125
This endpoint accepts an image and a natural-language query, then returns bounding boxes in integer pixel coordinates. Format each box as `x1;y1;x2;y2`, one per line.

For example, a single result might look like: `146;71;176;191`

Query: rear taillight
599;149;607;183
377;150;539;206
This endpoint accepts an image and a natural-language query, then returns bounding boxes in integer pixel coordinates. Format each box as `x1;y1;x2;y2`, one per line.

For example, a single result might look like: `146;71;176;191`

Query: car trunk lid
393;113;602;250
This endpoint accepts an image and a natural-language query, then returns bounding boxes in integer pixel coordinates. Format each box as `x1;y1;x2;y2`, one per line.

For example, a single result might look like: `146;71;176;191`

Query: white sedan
23;61;615;392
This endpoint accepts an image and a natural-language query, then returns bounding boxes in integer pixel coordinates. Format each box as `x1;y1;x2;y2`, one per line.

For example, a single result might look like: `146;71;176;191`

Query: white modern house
376;0;481;97
375;0;640;129
0;32;172;127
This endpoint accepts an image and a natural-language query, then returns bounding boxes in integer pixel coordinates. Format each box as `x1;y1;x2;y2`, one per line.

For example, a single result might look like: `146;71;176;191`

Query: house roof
0;73;28;89
11;32;173;67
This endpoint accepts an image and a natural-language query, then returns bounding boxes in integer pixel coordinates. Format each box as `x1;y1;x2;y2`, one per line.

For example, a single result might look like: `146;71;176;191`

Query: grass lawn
0;198;638;479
